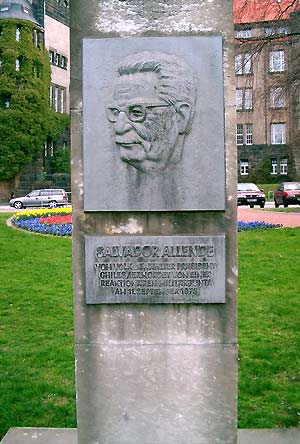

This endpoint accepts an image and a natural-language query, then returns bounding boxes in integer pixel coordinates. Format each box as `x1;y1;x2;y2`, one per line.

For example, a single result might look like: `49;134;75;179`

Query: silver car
9;189;68;209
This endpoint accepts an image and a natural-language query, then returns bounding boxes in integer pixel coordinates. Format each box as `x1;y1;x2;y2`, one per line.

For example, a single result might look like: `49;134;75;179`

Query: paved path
238;207;300;227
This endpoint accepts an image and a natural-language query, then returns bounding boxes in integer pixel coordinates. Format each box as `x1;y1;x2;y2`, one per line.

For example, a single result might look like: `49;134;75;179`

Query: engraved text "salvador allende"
95;244;215;259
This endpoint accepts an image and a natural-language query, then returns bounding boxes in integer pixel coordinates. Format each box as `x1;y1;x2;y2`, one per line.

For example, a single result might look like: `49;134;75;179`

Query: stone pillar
71;1;237;443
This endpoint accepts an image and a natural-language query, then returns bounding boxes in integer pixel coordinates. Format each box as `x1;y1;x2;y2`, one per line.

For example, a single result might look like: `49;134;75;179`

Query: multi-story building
43;0;70;161
234;0;300;182
0;0;69;200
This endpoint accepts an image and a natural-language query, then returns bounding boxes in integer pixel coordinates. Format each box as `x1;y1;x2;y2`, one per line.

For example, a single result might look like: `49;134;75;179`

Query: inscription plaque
85;235;226;304
83;36;225;211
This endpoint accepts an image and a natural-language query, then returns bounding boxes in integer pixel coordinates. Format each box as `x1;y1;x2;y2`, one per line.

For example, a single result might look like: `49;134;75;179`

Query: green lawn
0;214;299;438
0;214;75;439
263;207;300;213
238;228;300;428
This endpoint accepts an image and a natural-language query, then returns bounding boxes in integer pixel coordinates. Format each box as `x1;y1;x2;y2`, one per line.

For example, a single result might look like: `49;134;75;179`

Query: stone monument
71;1;237;443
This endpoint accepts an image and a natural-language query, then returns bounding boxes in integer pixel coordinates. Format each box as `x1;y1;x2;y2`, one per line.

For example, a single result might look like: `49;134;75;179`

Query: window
271;123;286;144
54;87;59;110
50;51;67;69
45;140;54;158
49;141;54;157
244;89;253;110
49;85;53;106
271;158;278;175
278;27;289;35
265;27;289;36
55;53;60;66
269;50;285;72
33;29;37;46
16;27;21;41
37;31;44;47
236;88;253;110
236;29;252;39
15;58;20;71
246;123;253;145
236;124;244;145
49;50;55;64
33;63;41;78
270;87;286;108
60;55;67;69
240;160;249;176
236;89;243;110
265;27;275;36
28;190;40;197
235;53;252;75
280;159;288;175
236;123;253;145
50;84;66;113
59;88;65;113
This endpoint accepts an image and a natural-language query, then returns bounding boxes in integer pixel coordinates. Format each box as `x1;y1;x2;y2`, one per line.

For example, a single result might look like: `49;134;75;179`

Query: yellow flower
14;206;72;219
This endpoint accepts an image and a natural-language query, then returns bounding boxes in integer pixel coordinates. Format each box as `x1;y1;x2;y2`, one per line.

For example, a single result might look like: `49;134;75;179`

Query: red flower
39;215;72;225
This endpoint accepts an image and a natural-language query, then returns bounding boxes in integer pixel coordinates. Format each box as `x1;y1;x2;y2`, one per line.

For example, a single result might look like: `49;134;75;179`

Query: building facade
44;0;70;163
0;0;70;200
234;0;300;183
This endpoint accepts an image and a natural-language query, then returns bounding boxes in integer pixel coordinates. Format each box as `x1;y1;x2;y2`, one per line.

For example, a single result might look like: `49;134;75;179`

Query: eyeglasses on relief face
106;103;172;123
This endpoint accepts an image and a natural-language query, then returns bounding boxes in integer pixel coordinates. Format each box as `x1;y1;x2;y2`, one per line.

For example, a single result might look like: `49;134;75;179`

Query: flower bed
11;207;72;236
39;215;72;225
238;221;282;231
11;208;282;237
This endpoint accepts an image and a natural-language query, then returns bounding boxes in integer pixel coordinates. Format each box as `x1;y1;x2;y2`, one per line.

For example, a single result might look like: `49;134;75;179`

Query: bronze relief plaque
83;36;225;211
85;235;226;304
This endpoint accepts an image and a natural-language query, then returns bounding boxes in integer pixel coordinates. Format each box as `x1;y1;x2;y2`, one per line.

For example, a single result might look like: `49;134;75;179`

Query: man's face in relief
106;72;181;173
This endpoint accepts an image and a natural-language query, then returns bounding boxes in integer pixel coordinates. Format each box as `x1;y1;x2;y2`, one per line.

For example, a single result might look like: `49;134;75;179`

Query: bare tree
235;0;300;92
234;0;300;180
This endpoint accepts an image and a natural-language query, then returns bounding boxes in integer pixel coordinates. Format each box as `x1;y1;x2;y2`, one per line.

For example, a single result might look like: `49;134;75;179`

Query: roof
234;0;300;24
0;0;39;24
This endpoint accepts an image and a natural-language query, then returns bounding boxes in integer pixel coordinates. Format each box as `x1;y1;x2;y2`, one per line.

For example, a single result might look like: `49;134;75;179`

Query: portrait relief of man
83;36;225;211
106;51;197;174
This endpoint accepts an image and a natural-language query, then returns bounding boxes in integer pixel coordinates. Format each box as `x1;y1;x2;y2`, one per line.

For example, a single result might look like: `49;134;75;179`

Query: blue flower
13;217;72;236
238;221;282;231
12;214;282;237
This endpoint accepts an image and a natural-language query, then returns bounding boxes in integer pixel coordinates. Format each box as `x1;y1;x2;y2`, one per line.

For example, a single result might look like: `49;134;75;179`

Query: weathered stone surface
74;303;236;346
3;428;300;444
76;344;237;444
85;235;226;303
1;428;77;444
83;36;225;211
71;1;237;443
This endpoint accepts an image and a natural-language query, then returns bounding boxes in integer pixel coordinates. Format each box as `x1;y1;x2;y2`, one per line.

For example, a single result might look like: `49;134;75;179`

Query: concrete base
1;428;300;444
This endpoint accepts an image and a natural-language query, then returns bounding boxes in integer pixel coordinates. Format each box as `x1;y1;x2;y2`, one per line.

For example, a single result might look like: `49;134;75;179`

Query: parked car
237;183;265;208
9;189;68;209
274;182;300;208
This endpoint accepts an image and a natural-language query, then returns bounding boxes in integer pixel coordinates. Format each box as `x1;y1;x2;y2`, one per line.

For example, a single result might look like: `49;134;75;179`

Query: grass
263;207;300;213
0;213;300;437
0;214;75;439
238;228;300;428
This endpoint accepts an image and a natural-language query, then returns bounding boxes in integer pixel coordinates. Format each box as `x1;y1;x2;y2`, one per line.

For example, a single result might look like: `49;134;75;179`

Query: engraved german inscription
85;236;226;304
